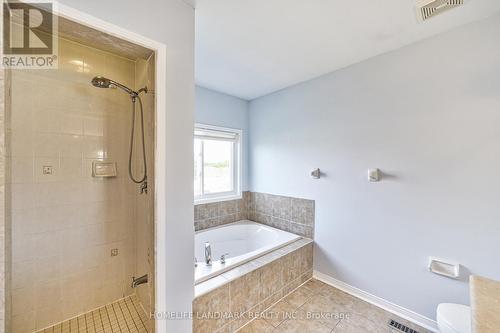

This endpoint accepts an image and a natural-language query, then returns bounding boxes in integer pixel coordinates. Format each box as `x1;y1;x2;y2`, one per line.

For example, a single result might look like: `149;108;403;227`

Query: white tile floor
36;295;150;333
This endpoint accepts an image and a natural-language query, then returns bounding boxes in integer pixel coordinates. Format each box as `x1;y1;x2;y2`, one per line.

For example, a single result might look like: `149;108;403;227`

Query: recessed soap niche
92;161;118;178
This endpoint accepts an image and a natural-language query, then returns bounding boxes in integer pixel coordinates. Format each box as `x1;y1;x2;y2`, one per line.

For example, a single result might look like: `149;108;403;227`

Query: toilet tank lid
437;303;471;333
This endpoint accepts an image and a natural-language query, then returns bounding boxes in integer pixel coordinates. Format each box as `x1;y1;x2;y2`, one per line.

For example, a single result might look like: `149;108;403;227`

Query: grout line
91;310;96;333
119;298;134;333
36;295;136;332
98;307;106;333
131;295;149;330
104;303;114;333
234;276;313;332
123;297;137;332
129;295;148;331
35;295;148;333
113;301;126;333
332;318;344;333
86;312;90;333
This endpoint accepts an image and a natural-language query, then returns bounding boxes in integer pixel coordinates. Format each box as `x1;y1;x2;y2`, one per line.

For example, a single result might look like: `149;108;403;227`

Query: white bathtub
195;220;301;284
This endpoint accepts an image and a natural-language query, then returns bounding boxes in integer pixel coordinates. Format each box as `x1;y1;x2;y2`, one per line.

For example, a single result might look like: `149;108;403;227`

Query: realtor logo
1;0;58;68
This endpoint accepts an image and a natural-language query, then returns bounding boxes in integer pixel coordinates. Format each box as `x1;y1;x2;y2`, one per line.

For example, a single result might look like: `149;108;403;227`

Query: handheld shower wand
91;76;149;194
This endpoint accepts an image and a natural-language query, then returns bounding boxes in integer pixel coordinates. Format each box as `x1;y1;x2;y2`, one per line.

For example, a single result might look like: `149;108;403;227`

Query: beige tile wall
134;55;156;320
247;192;315;238
0;69;8;333
194;192;315;238
194;197;246;231
193;242;313;333
7;38;139;332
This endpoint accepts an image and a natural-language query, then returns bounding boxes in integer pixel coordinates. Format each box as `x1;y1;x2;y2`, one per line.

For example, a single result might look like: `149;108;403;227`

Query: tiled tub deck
193;238;431;333
193;238;314;333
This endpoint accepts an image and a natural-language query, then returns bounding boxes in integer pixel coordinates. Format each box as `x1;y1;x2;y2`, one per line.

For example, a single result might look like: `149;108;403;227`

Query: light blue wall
195;86;250;190
248;14;500;320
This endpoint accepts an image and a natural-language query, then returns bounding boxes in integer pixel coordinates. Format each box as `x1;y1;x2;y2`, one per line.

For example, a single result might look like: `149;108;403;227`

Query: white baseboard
313;271;439;333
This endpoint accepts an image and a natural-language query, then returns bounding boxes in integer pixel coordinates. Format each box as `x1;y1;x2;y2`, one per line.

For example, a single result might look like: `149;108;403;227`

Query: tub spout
131;274;148;288
205;242;212;265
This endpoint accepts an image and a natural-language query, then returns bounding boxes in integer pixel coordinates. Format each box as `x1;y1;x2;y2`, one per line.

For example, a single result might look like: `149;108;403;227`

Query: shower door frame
47;3;170;333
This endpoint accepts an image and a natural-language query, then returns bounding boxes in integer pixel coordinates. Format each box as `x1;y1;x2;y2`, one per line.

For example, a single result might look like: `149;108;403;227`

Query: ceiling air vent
416;0;464;22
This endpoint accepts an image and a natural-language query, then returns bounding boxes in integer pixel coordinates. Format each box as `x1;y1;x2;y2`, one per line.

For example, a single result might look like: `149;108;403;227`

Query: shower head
91;76;137;97
91;76;112;88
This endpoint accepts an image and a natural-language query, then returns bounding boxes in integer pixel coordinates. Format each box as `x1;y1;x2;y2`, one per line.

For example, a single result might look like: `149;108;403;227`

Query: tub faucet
131;274;148;288
205;242;212;265
220;253;229;264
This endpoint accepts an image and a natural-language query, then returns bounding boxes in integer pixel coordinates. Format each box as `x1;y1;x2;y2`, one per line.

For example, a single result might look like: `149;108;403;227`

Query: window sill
194;193;243;205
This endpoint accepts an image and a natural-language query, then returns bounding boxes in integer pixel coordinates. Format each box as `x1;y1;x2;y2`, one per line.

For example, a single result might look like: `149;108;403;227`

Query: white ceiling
195;0;500;100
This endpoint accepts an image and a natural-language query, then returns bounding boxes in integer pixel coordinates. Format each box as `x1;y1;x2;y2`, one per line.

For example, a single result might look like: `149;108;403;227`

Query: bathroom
1;1;500;333
191;1;500;332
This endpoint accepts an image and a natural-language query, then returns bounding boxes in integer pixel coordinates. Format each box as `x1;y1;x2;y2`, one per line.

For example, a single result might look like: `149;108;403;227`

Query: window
194;124;242;203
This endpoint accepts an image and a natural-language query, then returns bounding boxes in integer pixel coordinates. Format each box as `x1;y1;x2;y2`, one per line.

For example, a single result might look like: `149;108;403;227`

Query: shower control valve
220;253;230;264
140;180;148;194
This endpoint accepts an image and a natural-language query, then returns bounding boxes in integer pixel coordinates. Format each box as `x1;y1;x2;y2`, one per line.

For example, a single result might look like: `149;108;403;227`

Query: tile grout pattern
36;295;150;333
193;242;314;333
194;191;315;238
246;192;315;238
194;197;246;231
9;37;140;331
133;52;156;326
236;278;432;333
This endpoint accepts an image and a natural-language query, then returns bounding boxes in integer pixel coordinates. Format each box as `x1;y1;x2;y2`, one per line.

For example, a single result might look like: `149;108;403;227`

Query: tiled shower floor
36;295;151;333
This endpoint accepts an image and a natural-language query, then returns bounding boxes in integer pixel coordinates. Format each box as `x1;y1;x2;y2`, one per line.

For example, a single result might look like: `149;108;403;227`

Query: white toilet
437;303;471;333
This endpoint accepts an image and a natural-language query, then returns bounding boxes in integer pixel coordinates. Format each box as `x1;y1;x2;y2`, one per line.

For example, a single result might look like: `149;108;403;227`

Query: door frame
46;3;168;332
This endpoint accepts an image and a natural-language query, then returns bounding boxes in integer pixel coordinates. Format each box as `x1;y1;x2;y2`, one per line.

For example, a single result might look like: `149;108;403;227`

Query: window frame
194;123;242;204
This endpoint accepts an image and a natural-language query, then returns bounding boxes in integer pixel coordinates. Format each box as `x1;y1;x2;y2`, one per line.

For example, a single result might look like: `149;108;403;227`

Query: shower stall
1;13;157;333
